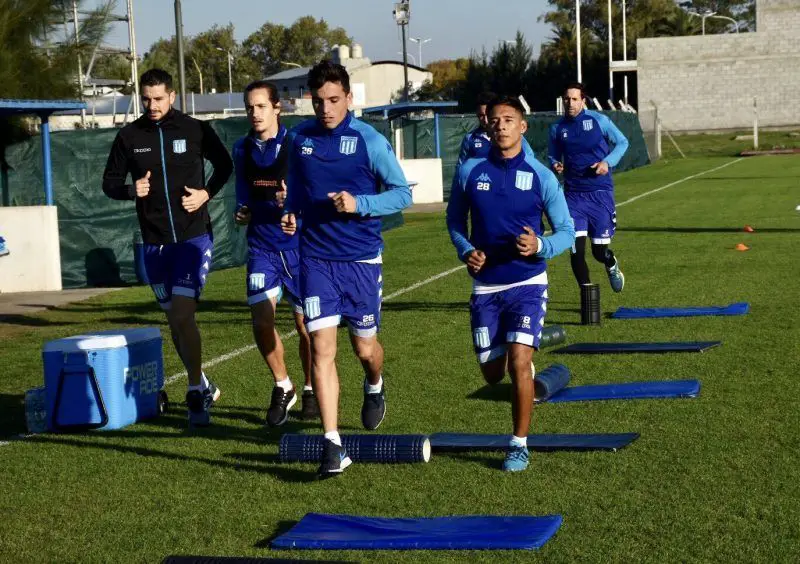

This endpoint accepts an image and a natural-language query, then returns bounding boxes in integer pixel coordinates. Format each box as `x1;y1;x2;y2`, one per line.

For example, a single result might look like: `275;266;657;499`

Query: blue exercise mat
430;432;639;452
547;379;701;403
611;302;749;319
554;341;722;354
271;513;563;550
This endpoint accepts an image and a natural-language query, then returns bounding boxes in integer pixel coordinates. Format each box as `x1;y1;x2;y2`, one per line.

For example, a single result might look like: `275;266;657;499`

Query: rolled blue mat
280;434;431;464
533;364;571;402
611;302;749;319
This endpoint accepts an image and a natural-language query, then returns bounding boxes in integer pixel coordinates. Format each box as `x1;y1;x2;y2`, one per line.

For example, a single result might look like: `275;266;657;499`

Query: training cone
743;225;754;232
735;243;750;251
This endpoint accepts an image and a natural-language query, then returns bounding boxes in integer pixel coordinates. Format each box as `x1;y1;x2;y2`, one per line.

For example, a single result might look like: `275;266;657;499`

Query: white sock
324;431;341;446
366;375;383;394
510;435;527;448
275;378;293;392
303;384;313;392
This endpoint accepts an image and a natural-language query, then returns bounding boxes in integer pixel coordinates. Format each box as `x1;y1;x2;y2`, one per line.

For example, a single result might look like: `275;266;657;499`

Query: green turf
2;153;800;562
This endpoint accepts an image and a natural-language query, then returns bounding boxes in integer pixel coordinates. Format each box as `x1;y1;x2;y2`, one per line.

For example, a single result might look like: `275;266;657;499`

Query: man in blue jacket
281;60;412;478
447;96;575;472
548;83;629;292
458;92;535;168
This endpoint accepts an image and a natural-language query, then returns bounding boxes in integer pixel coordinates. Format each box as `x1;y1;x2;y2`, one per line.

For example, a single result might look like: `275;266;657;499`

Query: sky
90;0;553;65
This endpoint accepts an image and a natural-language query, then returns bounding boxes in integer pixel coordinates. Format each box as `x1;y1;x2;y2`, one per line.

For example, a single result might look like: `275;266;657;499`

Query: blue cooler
42;328;164;431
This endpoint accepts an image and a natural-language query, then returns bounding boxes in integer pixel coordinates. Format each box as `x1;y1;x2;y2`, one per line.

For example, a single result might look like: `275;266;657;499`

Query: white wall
0;206;62;292
398;158;443;204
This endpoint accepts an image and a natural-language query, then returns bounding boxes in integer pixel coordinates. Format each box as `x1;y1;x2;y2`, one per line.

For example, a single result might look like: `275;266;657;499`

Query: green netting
1;115;397;289
400;112;650;199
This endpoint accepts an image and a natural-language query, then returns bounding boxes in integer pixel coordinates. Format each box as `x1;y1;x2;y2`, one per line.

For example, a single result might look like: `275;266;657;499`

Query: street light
280;61;302;68
191;56;203;95
708;14;740;33
409;37;431;67
215;47;233;108
398;51;417;65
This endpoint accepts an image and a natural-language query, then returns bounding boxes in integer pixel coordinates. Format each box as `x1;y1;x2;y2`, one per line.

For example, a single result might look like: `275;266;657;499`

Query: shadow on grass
0;392;26;437
0;314;80;328
467;383;511;403
437;451;502;470
619;226;800;234
254;520;298;549
380;301;467;312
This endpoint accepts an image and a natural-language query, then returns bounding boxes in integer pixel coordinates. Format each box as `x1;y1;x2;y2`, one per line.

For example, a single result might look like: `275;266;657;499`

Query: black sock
591;244;617;269
570;237;591;285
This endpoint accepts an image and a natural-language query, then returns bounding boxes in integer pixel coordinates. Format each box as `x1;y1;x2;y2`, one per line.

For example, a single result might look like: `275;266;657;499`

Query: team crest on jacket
582;120;594;131
339;136;358;155
173;139;187;153
515;170;533;191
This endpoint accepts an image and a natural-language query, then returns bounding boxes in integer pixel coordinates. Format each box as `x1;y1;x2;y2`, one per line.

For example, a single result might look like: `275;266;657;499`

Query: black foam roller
279;434;431;464
580;283;601;325
539;325;567;348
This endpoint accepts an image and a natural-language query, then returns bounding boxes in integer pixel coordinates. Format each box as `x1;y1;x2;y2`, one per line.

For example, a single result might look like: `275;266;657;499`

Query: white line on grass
1;159;742;447
615;158;743;208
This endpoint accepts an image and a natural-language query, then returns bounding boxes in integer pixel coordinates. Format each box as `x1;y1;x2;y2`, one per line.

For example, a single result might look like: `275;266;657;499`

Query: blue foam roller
271;513;563;550
279;434;431;464
429;432;639;452
547;379;701;403
612;302;749;319
533;364;571;402
553;341;722;354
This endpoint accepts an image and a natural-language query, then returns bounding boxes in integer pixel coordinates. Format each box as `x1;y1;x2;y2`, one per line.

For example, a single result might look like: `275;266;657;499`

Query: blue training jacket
447;147;575;285
457;126;536;168
232;125;298;252
548;109;629;192
284;113;412;261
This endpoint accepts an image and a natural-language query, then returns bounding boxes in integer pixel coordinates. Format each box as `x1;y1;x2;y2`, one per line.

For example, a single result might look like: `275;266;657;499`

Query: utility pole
393;1;411;101
126;0;140;118
174;0;187;112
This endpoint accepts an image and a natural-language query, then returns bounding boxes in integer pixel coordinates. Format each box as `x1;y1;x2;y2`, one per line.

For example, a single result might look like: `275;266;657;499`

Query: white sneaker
607;259;625;293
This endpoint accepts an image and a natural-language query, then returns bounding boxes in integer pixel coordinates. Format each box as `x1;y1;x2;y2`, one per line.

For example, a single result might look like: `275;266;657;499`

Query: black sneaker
301;389;320;420
186;382;220;428
361;380;386;430
266;385;297;427
318;438;352;479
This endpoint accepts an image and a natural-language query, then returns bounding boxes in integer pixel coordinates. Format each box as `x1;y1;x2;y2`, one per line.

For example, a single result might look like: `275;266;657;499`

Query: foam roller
534;364;571;403
539;325;567;348
279;434;432;464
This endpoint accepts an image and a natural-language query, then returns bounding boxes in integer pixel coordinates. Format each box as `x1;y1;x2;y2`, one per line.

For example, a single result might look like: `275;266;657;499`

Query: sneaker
266;385;297;427
606;259;625;293
318;438;352;478
361;380;386;430
503;444;530;472
301;389;320;420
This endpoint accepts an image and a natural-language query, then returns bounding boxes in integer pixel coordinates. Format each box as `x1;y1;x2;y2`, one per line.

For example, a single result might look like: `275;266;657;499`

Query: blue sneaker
0;237;9;257
318;438;352;479
503;445;530;472
607;259;625;293
186;381;221;427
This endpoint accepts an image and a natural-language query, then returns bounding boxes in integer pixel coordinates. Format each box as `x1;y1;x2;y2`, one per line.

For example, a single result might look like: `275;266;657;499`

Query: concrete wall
398;158;444;204
0;206;62;293
637;0;800;131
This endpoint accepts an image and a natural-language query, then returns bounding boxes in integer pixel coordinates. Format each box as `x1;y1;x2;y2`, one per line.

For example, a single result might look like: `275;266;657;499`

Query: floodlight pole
576;0;582;83
394;1;411;101
401;25;409;100
126;0;140;118
622;0;628;104
174;0;187;112
607;0;613;103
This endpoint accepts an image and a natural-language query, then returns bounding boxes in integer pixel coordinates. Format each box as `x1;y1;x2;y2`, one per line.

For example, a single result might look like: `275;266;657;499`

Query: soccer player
281;60;412;478
548;83;629;292
102;68;233;427
447;95;575;472
231;80;317;427
458;92;536;168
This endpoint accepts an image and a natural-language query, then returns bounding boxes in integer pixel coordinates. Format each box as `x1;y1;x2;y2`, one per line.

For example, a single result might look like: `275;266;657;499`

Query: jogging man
447;95;575;472
281;60;412;478
102;68;233;427
548;83;629;292
232;80;317;426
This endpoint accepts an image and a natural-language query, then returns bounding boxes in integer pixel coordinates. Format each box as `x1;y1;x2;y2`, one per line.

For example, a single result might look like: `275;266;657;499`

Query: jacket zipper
157;125;178;243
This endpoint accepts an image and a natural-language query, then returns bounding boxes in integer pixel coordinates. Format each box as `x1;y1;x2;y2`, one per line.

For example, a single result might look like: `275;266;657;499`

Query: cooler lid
43;327;162;353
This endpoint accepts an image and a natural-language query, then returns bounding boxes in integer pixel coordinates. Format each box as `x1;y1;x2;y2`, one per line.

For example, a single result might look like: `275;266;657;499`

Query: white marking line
616;158;744;208
164;264;467;386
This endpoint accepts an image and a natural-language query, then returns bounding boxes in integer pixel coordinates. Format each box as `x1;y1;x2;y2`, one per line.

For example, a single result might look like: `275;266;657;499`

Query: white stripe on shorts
349;325;378;338
506;332;535;346
591;237;611;244
306;314;341;333
478;345;507;364
247;285;281;306
172;286;196;299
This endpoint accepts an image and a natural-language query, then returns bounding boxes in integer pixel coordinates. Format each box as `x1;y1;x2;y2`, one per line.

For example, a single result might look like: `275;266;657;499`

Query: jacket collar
488;145;527;168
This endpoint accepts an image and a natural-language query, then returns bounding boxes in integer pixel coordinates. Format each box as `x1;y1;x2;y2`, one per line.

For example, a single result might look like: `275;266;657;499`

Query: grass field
1;151;799;562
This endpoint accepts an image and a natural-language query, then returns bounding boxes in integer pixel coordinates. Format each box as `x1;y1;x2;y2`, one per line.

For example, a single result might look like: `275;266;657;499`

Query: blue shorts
565;190;616;244
470;284;548;364
300;257;382;337
246;247;302;313
144;233;213;309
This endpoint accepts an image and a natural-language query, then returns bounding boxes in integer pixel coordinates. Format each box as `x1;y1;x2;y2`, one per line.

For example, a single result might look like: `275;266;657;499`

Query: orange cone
743;225;755;232
735;243;750;251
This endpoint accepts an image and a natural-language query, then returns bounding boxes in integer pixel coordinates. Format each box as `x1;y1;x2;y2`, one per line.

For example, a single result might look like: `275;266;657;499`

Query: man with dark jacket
102;68;233;427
